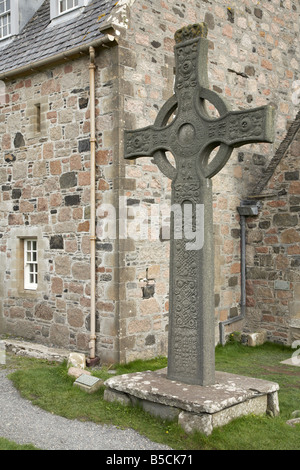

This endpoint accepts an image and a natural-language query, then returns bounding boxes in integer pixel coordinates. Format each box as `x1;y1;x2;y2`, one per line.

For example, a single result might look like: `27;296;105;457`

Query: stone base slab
104;368;279;435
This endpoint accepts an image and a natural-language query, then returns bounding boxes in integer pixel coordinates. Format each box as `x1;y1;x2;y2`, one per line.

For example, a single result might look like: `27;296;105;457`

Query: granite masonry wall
0;0;299;363
115;0;299;358
0;48;121;358
244;124;300;344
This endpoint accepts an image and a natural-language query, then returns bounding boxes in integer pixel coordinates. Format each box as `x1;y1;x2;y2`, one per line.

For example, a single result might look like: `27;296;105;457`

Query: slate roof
0;0;118;76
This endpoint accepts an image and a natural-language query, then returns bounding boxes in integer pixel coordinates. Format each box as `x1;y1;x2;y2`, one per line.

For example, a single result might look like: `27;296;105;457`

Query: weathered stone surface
73;374;103;393
104;368;279;435
59;172;77;189
35;303;53;321
179;395;268;435
68;367;91;379
49;324;69;348
67;352;86;369
178;411;213;435
14;132;25;148
280;358;300;367
105;368;279;415
247;329;267;346
65;195;80;206
78;139;90;153
72;263;90;280
104;388;133;406
286;418;300;427
273;213;298;227
4;339;69;362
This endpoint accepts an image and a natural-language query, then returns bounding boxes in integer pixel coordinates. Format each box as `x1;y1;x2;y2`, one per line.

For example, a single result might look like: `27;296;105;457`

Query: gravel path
0;369;171;450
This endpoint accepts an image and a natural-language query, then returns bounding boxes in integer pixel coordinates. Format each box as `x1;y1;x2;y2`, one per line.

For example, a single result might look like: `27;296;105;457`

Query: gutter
219;201;260;345
0;33;117;81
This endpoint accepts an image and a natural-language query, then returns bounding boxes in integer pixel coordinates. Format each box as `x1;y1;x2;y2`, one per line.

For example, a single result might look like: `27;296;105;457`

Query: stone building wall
115;0;300;358
244;124;300;344
0;0;299;363
0;48;120;357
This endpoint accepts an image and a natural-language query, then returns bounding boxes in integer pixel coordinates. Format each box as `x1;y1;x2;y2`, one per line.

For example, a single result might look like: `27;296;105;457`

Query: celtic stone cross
124;24;274;386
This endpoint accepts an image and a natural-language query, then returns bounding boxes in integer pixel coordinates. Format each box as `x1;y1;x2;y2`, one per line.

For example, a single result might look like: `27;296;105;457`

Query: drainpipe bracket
86;356;100;368
237;200;260;216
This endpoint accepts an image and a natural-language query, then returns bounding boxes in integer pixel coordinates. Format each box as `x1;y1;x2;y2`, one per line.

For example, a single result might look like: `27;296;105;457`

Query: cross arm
207;104;275;148
201;104;275;179
124;126;171;160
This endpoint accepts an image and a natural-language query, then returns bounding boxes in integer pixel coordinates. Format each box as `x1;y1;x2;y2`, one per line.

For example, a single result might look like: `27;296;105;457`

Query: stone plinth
104;368;279;435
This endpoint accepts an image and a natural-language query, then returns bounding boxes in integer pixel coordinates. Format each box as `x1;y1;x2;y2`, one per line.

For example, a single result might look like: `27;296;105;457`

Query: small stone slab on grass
73;374;103;394
68;367;91;379
280;358;300;367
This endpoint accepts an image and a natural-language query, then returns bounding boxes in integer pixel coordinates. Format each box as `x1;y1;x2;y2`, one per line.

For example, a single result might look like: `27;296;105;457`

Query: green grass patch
0;437;39;450
2;342;300;450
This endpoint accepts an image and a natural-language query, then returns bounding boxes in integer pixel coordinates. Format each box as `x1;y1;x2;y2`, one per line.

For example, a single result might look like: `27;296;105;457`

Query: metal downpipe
88;46;97;364
219;202;259;345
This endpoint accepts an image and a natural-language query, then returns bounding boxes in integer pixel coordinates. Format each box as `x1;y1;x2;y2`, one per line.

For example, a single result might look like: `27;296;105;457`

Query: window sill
0;35;15;48
48;6;83;27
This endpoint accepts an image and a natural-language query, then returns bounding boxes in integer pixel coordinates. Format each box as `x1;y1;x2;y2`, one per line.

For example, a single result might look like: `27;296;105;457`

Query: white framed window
0;0;11;39
24;239;38;290
59;0;79;13
50;0;90;22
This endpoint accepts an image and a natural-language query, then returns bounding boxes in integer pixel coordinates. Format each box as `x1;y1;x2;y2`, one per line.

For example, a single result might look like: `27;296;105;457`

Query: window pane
6;0;10;10
60;0;79;13
24;239;38;289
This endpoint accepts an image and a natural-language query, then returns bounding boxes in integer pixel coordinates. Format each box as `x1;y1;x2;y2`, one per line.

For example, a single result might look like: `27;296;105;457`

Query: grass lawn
0;437;39;450
1;341;300;450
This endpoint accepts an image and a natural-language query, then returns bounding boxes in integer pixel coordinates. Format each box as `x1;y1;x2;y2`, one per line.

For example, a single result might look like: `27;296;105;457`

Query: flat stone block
68;367;91;379
73;374;103;394
280;357;300;367
286;418;300;427
247;330;267;346
104;368;279;435
0;341;6;365
67;352;86;369
4;339;69;362
179;411;213;436
104;388;132;406
131;396;181;421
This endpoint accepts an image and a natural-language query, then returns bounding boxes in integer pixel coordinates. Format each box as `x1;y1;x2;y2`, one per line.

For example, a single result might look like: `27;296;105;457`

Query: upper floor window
50;0;90;22
59;0;79;14
0;0;45;43
0;0;11;39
